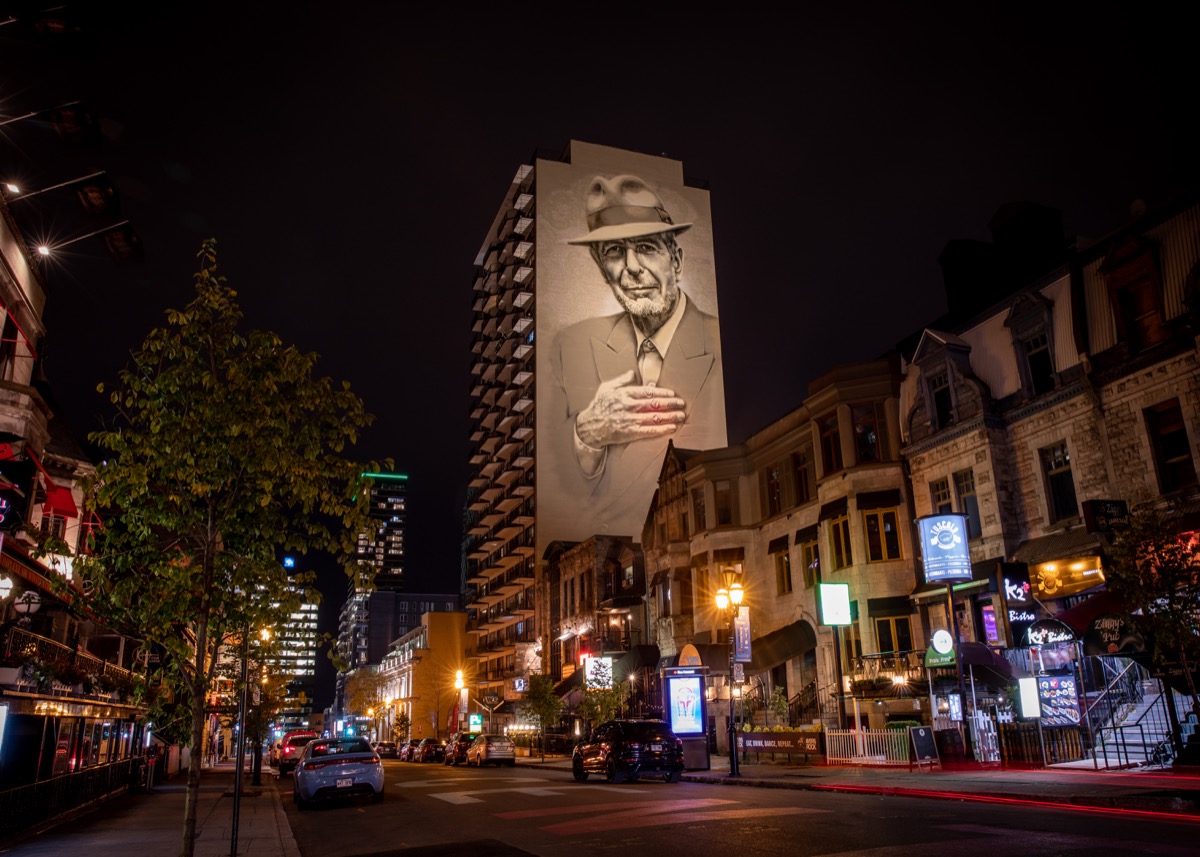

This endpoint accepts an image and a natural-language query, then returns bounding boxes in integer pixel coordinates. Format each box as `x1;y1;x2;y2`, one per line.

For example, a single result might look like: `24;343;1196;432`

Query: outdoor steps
1093;681;1190;767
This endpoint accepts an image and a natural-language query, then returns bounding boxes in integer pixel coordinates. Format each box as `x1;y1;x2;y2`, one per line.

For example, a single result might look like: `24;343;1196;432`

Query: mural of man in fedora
545;174;726;536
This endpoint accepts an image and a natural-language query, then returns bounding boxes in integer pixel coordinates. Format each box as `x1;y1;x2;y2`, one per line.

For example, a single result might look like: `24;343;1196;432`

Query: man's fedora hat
567;174;693;244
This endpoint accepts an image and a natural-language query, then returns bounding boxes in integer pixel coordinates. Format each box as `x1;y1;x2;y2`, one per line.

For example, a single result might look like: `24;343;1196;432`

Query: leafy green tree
1106;503;1200;718
576;682;631;729
519;673;564;761
73;241;381;857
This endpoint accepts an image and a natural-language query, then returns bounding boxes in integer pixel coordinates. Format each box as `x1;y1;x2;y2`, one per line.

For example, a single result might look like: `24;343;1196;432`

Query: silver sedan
292;737;384;809
466;733;516;767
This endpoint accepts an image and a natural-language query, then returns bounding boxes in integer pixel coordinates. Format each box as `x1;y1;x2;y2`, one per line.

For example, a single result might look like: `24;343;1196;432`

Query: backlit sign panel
664;672;705;736
818;582;851;626
918;514;972;582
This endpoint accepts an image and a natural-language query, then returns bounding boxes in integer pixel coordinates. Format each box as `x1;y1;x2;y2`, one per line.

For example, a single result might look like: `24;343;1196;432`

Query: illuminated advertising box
664;670;706;737
583;655;613;689
818;582;851;626
917;514;973;583
535;141;727;555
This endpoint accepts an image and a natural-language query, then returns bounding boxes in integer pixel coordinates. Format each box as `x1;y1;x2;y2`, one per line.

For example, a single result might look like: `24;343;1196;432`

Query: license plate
335;778;353;788
649;743;664;752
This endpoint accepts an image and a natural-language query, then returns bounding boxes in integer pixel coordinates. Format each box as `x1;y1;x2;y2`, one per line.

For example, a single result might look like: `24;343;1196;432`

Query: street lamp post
714;565;744;778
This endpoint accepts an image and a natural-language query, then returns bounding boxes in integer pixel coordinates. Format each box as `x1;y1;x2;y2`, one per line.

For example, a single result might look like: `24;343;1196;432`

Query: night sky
3;5;1194;662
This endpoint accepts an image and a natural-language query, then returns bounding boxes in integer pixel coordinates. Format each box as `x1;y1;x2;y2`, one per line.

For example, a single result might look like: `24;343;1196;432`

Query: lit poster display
536;141;727;552
665;673;705;736
1036;672;1081;726
917;514;973;582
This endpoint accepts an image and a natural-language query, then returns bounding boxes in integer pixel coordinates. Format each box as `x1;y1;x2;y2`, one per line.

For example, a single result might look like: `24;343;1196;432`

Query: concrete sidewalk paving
0;760;301;857
4;754;1199;856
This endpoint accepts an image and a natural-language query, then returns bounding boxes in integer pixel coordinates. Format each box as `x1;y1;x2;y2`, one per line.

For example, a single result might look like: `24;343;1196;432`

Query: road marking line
497;798;735;819
543;806;823;835
397;776;551;788
430;785;641;805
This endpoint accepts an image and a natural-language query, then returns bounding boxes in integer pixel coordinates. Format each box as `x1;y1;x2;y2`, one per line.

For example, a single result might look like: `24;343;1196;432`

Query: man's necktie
639;339;662;386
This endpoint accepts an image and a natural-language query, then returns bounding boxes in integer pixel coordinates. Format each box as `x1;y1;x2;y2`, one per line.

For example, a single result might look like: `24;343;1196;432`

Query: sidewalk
0;759;301;857
4;753;1199;856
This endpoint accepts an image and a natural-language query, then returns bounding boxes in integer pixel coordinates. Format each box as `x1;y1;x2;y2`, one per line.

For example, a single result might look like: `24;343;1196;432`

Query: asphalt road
280;759;1200;856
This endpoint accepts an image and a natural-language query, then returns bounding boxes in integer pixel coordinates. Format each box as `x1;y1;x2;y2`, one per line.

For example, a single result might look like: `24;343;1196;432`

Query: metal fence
0;757;141;841
825;728;912;766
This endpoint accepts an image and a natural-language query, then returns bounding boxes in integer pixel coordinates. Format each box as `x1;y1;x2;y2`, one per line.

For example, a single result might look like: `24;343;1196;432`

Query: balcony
2;626;143;704
848;650;928;691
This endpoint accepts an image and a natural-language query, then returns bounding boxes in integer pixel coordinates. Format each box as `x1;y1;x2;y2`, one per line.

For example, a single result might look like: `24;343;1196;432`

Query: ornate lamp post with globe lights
714;564;744;777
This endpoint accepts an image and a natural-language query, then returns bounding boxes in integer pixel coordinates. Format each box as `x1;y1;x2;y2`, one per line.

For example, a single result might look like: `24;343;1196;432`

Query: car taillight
301;761;328;771
360;757;380;765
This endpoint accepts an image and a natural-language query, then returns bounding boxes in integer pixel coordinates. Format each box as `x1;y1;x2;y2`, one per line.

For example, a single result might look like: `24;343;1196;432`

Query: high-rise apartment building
463;141;728;709
356;471;408;591
265;559;319;731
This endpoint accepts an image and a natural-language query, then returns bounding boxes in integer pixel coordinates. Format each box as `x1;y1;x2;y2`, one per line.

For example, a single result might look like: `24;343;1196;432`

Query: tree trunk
182;679;206;857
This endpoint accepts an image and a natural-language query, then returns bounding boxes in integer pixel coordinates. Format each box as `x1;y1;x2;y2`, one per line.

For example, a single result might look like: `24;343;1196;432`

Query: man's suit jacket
543;297;727;540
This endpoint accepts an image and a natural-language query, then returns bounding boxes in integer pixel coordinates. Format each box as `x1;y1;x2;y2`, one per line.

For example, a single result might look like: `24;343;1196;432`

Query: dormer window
927;370;953;429
1006;292;1057;398
1102;238;1168;353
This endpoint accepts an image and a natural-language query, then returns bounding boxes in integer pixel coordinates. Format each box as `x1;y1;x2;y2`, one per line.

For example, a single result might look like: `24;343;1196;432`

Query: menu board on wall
1037;672;1081;726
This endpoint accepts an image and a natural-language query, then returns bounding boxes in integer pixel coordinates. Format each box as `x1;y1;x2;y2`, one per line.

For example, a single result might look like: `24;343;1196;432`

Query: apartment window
830;514;853;570
1022;332;1055;396
1103;240;1167;352
863;509;901;562
1040;441;1078;524
764;462;784;516
774;552;793;595
953;468;982;539
875;617;913;653
819;412;843;475
0;313;17;382
41;513;67;541
792;448;813;505
800;539;819;589
852;403;885;463
928;369;953;429
691;488;707;531
930;478;952;514
1146;399;1198;493
714;479;735;526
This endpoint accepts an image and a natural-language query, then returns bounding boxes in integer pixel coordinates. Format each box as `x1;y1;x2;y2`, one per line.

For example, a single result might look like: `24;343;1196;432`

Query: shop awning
856;489;901;510
613;645;660;682
42;484;78;519
553;670;584;698
960;642;1015;689
818;497;848;521
749;621;817;672
1012;530;1105;566
1057;589;1129;637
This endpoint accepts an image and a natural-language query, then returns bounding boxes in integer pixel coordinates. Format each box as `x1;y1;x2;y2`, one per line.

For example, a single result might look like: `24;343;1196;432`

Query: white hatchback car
466;733;516;767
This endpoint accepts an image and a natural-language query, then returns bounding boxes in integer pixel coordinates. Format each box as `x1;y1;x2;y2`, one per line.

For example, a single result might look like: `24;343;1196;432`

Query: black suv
572;719;685;784
444;731;479;766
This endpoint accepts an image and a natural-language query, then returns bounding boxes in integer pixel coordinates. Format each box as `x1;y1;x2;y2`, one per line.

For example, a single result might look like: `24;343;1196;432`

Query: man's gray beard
612;283;678;330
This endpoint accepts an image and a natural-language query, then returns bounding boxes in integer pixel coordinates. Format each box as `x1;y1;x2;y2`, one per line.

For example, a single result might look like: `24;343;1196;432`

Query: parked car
374;741;399;759
292;736;384;809
416;737;446;763
571;719;684;784
443;731;478;766
278;731;319;775
466;733;516;767
399;739;422;762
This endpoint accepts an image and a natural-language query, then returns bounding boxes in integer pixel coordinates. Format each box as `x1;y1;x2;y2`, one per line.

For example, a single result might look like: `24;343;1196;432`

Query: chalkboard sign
909;726;940;767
